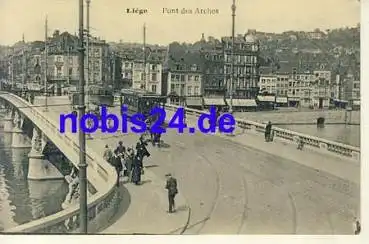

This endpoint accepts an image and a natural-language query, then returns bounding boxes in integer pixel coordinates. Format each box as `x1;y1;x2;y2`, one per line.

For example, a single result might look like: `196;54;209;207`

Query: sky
0;0;361;46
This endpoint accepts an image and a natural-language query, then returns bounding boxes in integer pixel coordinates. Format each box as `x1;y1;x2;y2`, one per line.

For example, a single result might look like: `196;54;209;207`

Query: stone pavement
40;97;360;234
88;132;190;234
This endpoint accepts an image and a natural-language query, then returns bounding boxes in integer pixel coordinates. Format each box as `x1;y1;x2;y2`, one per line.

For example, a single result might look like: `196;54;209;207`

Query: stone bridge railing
164;104;360;162
0;92;118;233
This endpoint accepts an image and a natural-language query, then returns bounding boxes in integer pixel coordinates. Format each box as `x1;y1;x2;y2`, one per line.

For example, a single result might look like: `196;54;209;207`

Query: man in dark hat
116;141;126;155
165;173;178;213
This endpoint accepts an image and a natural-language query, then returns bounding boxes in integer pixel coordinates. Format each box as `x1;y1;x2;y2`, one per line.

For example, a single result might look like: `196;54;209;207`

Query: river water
234;110;360;147
0;127;68;231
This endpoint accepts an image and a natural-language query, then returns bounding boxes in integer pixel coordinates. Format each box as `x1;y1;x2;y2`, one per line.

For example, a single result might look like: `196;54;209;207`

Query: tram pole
78;0;88;233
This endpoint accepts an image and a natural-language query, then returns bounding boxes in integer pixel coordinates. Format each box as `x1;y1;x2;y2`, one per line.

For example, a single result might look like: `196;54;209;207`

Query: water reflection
0;167;17;231
0;128;68;230
28;180;67;220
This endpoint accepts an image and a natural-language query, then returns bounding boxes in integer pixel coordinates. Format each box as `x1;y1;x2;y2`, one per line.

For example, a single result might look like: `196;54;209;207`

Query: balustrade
164;104;360;161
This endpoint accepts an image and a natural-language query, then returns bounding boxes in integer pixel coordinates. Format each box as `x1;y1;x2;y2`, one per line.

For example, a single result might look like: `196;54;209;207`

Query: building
259;74;277;94
288;71;315;108
199;39;225;99
343;71;360;109
163;44;203;105
86;37;110;86
120;47;165;94
222;33;260;99
306;29;327;40
311;70;331;108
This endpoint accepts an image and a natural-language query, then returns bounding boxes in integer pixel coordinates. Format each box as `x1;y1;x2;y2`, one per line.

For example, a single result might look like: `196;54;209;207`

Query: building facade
164;50;203;104
200;41;225;97
222;34;260;99
259;74;277;94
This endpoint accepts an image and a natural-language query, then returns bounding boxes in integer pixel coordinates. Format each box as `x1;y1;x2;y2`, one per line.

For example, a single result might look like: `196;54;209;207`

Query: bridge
0;91;360;234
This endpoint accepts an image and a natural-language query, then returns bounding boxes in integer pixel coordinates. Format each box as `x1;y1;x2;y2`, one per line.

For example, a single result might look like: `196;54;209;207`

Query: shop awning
276;97;288;103
288;97;300;102
186;97;203;106
226;99;257;107
332;98;348;103
257;95;275;102
353;100;360;106
203;98;226;106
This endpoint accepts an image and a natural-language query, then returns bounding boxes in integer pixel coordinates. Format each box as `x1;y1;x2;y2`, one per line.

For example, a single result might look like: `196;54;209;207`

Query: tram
88;85;114;107
120;88;167;119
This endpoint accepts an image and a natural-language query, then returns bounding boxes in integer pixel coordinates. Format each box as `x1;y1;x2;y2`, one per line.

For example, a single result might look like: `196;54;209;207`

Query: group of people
102;133;179;214
145;116;163;147
103;139;151;186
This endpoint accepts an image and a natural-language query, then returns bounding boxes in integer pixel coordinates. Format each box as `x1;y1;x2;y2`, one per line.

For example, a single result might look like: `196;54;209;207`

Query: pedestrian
165;173;178;213
265;121;272;142
103;144;113;165
297;136;304;150
132;155;143;185
116;141;126;155
112;149;122;187
125;148;134;182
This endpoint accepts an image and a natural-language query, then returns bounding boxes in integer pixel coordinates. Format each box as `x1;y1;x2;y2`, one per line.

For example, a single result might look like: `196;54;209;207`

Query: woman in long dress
125;148;134;182
131;155;143;185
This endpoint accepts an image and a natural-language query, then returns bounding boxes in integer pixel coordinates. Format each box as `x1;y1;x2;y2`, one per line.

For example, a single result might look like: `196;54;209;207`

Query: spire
22;33;25;43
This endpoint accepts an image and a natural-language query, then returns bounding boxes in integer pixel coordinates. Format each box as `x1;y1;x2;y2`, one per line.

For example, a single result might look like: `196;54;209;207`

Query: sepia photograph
0;0;365;241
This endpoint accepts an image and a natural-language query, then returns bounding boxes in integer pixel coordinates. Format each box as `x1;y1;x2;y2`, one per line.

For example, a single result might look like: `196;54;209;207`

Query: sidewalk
89;132;190;234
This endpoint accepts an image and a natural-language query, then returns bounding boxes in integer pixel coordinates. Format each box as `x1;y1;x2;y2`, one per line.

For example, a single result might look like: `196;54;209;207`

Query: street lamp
78;0;88;233
44;16;49;112
229;0;236;114
86;0;91;112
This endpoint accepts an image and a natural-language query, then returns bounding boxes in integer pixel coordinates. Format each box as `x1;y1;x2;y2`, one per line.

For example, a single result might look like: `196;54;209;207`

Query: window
125;62;129;68
151;85;157;93
171;74;175;80
152;64;157;71
180;84;185;95
195;76;199;81
188;75;193;81
171;84;175;92
181;75;185;82
69;68;72;76
151;73;157;81
141;73;145;81
175;75;180;81
187;86;192;95
194;86;199;95
57;56;62;62
191;65;197;71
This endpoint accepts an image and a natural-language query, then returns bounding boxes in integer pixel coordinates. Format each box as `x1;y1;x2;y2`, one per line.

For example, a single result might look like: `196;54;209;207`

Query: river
234;110;360;147
0;127;68;231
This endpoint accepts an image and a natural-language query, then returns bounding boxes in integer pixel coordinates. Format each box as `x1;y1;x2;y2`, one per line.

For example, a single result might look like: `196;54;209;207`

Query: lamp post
86;0;90;111
229;0;236;114
44;16;49;112
78;0;88;233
